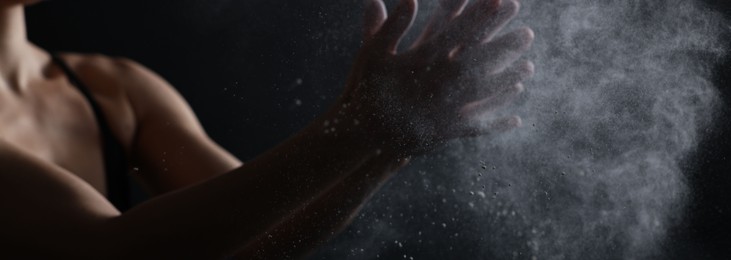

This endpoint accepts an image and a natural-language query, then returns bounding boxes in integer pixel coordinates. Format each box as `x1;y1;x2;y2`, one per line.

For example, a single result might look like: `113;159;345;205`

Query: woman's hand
334;0;534;154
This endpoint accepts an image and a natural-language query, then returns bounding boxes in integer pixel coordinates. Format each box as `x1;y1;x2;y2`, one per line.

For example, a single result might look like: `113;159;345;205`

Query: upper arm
105;58;243;194
0;143;117;257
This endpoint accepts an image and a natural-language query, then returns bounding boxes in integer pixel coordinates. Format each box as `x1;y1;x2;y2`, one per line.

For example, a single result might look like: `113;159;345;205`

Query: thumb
373;0;418;53
363;0;388;41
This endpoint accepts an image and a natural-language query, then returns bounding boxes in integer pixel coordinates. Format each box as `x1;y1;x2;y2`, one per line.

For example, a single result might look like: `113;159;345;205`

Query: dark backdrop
25;0;731;258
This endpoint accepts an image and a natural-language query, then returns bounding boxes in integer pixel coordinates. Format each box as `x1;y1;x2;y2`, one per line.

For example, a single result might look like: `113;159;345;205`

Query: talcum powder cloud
311;0;728;259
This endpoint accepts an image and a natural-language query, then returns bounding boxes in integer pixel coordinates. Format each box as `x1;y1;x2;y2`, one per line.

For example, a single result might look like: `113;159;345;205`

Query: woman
0;0;533;258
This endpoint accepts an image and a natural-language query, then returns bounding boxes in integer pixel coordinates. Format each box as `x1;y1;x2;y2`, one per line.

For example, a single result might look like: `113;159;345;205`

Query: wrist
311;100;415;160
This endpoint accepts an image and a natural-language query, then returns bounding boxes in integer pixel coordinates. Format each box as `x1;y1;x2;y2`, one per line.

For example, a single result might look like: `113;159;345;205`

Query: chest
0;79;135;196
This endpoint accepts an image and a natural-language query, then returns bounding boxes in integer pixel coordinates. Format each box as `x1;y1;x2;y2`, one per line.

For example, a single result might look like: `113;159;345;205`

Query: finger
440;0;469;13
481;60;534;94
469;0;520;44
373;0;418;53
363;0;388;40
428;0;519;52
410;0;468;49
459;82;524;116
455;60;532;102
458;115;522;138
459;27;534;73
490;115;523;132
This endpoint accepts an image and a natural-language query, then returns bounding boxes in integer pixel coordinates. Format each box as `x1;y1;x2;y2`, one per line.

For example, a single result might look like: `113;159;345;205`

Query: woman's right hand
331;0;534;154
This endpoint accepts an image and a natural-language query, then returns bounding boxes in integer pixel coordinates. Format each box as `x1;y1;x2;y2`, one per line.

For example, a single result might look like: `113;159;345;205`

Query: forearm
104;106;397;259
232;150;407;259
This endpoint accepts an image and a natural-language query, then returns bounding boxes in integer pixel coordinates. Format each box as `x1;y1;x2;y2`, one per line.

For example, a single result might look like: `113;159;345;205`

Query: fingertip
365;0;386;13
379;0;418;52
501;0;519;17
522;27;535;41
522;60;535;77
409;0;419;16
400;0;418;12
508;115;522;128
390;0;418;23
513;82;525;94
515;27;534;50
364;0;388;38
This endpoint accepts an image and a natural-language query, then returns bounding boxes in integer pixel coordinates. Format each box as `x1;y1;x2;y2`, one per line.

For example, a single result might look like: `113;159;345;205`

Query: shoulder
57;52;146;74
56;52;156;92
60;53;192;116
53;52;157;109
55;52;204;134
53;52;182;148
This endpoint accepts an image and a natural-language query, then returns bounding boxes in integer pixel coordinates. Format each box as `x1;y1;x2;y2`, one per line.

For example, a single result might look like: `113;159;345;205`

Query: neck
0;4;43;92
0;5;26;52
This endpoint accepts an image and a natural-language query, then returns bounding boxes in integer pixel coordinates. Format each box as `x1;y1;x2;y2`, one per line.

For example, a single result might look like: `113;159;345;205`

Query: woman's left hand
332;0;535;154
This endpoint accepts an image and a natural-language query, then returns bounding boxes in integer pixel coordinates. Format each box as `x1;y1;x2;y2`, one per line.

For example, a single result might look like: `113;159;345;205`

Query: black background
25;0;731;258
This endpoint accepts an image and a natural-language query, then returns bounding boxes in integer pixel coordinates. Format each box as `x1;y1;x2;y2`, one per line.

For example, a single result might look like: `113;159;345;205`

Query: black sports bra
51;54;131;212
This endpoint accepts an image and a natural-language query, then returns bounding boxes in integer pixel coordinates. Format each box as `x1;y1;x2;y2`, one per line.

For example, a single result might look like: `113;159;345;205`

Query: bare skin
0;0;533;259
